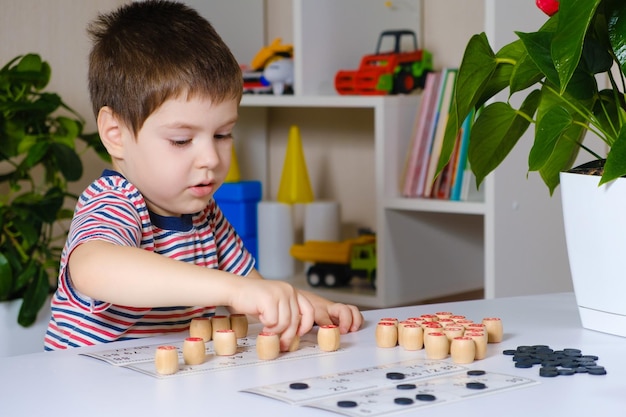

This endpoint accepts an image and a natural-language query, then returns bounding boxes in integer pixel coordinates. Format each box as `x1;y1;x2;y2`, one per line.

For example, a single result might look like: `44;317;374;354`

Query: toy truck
290;235;377;288
334;29;433;95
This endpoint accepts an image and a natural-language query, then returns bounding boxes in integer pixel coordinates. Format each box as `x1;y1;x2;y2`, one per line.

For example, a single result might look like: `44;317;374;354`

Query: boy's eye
170;139;192;147
214;133;233;141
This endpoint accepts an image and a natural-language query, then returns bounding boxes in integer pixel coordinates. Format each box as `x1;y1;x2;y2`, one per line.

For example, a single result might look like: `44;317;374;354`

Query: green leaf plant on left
436;0;626;196
0;53;108;326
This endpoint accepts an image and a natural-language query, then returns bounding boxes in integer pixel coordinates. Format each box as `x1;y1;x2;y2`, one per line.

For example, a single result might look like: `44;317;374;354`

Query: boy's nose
196;141;220;168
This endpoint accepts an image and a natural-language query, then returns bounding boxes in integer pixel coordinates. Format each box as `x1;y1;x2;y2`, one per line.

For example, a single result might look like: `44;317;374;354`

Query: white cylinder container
257;201;295;279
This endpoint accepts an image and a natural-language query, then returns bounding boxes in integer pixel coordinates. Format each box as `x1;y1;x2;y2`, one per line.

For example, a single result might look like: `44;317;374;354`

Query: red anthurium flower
536;0;559;16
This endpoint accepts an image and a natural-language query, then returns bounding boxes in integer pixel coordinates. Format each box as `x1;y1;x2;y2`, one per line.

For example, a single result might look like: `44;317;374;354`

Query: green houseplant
437;0;626;194
435;0;626;337
0;53;104;327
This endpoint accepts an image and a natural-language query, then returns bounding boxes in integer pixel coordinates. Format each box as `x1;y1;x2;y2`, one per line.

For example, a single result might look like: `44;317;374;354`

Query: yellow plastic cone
277;125;314;204
225;146;241;183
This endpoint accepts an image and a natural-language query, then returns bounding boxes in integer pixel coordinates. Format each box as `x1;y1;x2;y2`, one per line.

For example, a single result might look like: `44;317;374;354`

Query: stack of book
400;68;477;201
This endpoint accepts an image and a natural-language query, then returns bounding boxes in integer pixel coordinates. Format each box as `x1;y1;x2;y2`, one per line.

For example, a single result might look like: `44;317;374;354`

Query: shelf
384;197;486;215
241;94;414;109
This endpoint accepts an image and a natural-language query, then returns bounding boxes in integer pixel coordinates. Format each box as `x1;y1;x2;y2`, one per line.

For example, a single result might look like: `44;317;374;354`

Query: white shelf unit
230;0;574;308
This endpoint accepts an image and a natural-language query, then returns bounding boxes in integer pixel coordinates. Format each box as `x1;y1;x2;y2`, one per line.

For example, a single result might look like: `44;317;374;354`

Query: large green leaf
602;124;626;184
18;265;51;327
436;99;460;175
20;140;49;169
454;33;497;122
552;0;601;94
538;124;584;194
607;0;626;74
52;117;80;149
509;53;543;95
535;82;588;192
0;253;14;301
14;260;38;294
438;33;497;180
15;54;42;73
529;105;573;171
468;90;541;186
51;142;83;181
517;31;559;87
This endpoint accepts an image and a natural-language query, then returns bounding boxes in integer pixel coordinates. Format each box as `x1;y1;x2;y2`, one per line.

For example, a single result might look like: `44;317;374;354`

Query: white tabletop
1;292;624;416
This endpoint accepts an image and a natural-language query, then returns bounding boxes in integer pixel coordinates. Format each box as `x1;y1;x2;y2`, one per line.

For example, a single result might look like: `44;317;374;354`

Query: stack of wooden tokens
154;313;251;375
375;312;503;364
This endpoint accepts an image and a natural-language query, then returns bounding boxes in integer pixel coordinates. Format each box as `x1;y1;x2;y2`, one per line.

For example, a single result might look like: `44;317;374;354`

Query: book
422;68;458;198
450;110;474;201
401;71;441;197
413;71;446;197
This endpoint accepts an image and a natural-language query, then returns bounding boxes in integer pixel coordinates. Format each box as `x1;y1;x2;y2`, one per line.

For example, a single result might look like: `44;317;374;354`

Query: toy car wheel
394;69;415;94
307;267;322;287
324;273;337;287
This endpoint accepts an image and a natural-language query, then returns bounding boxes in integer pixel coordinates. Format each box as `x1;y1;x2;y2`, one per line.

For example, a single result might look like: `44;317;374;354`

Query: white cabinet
225;0;574;308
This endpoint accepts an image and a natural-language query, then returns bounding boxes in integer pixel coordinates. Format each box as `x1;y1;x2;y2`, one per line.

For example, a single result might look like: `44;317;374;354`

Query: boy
44;0;362;352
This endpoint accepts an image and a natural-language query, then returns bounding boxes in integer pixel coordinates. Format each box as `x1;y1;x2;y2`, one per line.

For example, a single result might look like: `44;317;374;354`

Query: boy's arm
69;240;314;350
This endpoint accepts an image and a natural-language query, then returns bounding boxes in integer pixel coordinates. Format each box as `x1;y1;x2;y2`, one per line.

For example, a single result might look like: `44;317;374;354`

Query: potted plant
437;0;626;336
0;53;104;338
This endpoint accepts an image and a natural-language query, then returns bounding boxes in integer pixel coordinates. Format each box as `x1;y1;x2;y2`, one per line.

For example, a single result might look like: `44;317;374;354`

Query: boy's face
114;96;238;217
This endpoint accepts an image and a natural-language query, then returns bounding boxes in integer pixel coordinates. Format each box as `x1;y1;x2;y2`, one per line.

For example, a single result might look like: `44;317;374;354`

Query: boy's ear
97;106;125;159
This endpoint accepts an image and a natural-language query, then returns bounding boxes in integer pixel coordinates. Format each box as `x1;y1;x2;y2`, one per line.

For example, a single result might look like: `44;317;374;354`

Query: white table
1;292;624;416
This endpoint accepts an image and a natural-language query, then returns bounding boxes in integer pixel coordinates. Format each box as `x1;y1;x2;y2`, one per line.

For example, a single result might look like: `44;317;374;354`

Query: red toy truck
334;29;433;95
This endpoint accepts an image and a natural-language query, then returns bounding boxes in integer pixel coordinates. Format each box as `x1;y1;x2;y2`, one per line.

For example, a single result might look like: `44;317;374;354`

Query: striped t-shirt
44;170;254;350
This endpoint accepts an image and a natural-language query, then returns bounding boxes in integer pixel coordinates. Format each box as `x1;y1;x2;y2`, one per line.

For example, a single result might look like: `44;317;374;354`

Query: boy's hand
300;289;363;334
230;276;314;351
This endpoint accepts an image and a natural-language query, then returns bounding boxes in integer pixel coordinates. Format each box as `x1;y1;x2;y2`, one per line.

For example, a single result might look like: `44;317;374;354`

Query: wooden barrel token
466;323;487;334
379;317;398;326
375;322;398;348
464;331;488;360
183;337;206;365
317;324;341;352
399;324;423;351
482;317;503;343
424;332;449;360
213;329;237;356
189;317;212;342
154;345;179;375
420;314;439;322
211;315;230;339
450;336;476;364
456;319;475;329
437;318;456;328
256;332;280;360
406;317;425;326
435;311;454;320
229;314;248;338
397;321;414;347
287;334;300;352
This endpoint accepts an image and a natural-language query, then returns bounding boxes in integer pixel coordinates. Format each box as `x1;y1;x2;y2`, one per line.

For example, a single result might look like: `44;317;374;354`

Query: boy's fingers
296;292;315;336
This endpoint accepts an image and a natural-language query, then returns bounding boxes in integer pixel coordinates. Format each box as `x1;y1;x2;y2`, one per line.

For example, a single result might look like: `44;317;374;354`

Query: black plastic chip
394;397;414;405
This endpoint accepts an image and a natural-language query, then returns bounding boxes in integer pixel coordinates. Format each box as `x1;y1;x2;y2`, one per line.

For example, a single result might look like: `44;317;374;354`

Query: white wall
0;0;124;195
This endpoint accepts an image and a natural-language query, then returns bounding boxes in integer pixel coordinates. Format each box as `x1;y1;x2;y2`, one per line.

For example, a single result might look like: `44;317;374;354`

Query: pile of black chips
503;345;607;377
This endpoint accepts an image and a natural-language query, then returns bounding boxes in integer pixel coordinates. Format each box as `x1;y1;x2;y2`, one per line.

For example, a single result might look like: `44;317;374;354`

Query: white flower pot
0;298;51;357
560;171;626;337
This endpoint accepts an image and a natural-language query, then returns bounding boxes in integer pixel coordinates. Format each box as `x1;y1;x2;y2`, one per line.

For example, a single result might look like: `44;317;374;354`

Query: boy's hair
87;0;242;136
